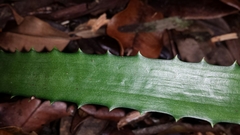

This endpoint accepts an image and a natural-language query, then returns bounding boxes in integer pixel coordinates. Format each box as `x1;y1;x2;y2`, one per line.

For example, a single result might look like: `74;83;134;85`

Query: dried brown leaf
0;98;41;128
117;111;148;129
0;5;73;52
107;0;164;58
70;13;109;38
74;116;108;135
87;13;109;32
0;98;75;132
70;109;89;133
22;101;75;132
0;32;70;52
80;105;125;121
176;38;207;62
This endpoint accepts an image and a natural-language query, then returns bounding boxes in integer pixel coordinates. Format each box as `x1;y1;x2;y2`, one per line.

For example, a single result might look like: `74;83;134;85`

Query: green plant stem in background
0;50;240;125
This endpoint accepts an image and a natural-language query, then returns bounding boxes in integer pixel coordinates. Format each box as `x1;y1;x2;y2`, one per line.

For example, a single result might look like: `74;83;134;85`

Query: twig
211;33;238;43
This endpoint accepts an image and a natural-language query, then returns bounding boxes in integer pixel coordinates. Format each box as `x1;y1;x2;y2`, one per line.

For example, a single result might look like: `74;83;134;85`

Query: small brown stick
211;33;238;43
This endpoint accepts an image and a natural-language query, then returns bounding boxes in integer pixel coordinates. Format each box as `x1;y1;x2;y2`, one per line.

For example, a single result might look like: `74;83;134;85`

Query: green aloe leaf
0;50;240;125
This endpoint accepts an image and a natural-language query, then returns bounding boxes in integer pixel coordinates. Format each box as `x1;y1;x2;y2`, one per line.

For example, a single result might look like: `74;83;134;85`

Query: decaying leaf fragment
87;13;109;33
0;98;75;132
117;111;148;129
69;13;109;38
0;5;73;52
81;104;125;122
107;0;165;58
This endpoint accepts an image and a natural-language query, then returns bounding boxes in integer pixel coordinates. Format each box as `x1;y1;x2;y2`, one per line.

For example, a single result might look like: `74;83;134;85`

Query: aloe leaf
0;50;240;125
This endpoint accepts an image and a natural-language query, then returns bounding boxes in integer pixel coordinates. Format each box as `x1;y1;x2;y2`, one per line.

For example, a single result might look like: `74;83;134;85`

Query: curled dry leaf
147;0;239;19
70;13;109;38
80;105;125;122
87;13;109;32
0;98;75;132
70;109;89;133
107;0;165;58
117;111;148;129
0;5;73;52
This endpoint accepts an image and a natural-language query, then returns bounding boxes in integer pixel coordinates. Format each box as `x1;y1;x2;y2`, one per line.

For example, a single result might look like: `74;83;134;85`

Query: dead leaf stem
118;17;193;33
211;33;238;43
